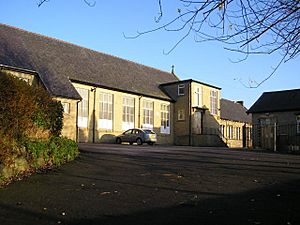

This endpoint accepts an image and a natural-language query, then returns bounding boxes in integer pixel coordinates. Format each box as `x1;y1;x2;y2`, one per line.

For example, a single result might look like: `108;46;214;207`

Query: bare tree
37;0;96;7
37;0;299;87
126;0;300;87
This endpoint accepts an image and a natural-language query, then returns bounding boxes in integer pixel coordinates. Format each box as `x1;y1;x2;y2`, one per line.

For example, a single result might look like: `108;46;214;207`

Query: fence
253;123;300;152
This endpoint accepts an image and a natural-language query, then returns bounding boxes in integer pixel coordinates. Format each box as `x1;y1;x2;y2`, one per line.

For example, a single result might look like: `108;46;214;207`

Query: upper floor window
210;90;218;115
195;87;202;106
142;100;154;129
77;88;89;128
122;96;135;130
161;104;170;134
99;92;113;130
178;84;185;96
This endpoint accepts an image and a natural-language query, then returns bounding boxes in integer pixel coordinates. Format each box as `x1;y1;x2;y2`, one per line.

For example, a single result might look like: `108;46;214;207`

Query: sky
1;0;299;108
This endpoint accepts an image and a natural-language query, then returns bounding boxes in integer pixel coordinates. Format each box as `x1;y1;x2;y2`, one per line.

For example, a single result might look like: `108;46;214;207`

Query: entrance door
193;111;202;134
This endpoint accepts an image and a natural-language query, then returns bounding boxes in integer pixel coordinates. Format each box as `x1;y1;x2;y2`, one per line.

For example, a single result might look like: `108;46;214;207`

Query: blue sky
1;0;299;108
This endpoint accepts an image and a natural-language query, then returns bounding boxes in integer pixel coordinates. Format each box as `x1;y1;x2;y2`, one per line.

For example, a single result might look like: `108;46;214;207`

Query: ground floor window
77;88;89;128
220;125;225;137
161;104;170;134
297;115;300;134
122;96;134;130
236;127;241;140
99;92;113;130
62;102;70;114
142;100;154;129
227;125;233;139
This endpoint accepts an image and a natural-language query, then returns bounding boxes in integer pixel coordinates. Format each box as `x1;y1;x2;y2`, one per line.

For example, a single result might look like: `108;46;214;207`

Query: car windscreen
143;130;155;134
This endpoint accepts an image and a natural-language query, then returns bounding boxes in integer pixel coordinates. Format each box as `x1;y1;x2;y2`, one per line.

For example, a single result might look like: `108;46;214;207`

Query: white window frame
160;104;170;134
227;125;233;139
178;109;185;121
178;84;185;96
220;125;225;137
62;102;70;114
98;92;113;130
142;100;154;130
236;127;241;140
195;87;202;106
210;90;218;115
77;88;89;128
122;97;135;130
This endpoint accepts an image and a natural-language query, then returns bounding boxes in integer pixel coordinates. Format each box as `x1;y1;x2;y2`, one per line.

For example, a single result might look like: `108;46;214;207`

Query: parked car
116;128;157;145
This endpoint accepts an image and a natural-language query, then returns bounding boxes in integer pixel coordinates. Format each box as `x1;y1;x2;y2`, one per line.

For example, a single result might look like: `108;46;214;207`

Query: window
210;90;218;115
142;100;154;129
297;115;300;134
77;88;89;128
122;97;135;130
19;77;30;84
236;127;241;140
195;87;202;106
227;125;233;139
178;109;185;121
220;125;225;137
161;104;170;134
178;84;185;96
62;102;70;114
99;92;113;130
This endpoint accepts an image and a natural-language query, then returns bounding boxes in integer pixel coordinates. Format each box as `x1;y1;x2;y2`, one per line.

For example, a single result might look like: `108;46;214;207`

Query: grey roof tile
220;98;251;123
0;24;179;100
247;89;300;113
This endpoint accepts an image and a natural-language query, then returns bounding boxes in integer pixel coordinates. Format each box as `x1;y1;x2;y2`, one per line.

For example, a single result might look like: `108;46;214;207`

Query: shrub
0;72;64;141
0;71;77;184
0;74;36;141
26;137;79;167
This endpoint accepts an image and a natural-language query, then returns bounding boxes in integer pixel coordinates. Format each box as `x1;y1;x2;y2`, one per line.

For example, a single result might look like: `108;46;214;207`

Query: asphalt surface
0;144;300;225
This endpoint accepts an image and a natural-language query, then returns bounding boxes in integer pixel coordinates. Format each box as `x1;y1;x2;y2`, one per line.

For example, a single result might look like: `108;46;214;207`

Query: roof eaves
70;79;175;102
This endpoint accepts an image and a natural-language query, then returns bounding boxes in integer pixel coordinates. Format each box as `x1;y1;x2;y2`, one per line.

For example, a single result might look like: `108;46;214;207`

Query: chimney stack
236;101;244;106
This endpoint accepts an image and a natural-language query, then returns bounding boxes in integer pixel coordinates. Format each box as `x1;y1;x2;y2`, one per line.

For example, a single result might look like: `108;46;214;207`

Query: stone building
0;23;251;147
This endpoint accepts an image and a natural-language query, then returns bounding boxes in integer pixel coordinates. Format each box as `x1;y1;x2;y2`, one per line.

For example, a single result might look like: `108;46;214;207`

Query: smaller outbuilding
219;99;252;148
248;89;300;151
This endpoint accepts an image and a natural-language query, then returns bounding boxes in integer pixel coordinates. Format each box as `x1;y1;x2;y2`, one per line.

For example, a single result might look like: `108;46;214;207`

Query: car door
122;129;133;142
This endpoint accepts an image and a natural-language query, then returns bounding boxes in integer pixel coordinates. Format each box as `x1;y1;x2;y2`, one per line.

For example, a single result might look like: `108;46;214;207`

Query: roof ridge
263;88;300;94
0;23;178;79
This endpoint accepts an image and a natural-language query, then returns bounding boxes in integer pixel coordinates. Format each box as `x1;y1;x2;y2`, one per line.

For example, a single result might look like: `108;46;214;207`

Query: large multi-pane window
77;88;89;128
210;90;218;115
122;97;135;130
161;104;170;134
99;92;113;129
142;100;154;129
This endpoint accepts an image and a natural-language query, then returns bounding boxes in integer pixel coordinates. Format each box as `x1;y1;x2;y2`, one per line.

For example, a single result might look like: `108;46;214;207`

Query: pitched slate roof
220;98;252;123
0;24;179;100
247;89;300;113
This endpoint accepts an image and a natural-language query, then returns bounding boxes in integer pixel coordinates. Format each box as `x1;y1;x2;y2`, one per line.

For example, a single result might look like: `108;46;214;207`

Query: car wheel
136;138;143;145
116;138;122;144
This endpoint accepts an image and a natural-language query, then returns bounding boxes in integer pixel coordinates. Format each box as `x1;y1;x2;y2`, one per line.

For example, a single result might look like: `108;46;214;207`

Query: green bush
26;137;79;168
0;71;78;184
0;72;64;142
